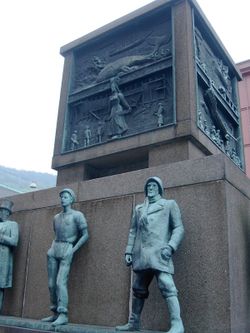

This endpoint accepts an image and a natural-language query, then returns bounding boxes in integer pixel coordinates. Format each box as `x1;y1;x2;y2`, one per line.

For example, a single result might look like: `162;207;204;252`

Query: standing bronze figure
42;188;89;326
0;200;19;313
116;177;184;333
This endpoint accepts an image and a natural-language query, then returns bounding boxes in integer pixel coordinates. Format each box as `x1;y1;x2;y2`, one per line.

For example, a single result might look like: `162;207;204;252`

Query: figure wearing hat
42;189;89;326
116;177;184;333
0;199;19;312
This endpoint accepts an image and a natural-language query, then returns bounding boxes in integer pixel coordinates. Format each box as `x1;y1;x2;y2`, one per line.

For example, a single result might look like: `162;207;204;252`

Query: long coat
0;221;19;288
125;197;184;274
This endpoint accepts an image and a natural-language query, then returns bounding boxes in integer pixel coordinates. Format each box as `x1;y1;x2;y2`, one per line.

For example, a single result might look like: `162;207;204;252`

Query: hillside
0;165;56;193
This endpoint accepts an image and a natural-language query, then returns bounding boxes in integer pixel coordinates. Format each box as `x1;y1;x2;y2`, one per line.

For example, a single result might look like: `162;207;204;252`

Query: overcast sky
0;0;249;175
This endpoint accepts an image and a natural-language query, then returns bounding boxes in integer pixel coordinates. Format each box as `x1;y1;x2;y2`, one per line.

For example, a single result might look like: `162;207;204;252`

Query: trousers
47;241;73;314
132;269;178;299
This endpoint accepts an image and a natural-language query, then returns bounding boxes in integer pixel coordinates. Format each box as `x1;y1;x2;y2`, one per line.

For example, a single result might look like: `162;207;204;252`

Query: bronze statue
108;76;131;139
116;177;184;333
84;125;92;147
70;130;79;150
154;102;165;127
0;199;19;313
42;189;89;326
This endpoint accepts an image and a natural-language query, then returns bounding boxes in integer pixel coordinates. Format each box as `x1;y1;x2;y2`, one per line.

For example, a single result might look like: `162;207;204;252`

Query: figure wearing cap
0;199;19;312
116;177;184;333
42;188;89;326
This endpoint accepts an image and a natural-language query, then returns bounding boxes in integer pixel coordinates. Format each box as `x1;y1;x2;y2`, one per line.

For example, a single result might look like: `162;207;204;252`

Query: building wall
2;154;250;333
237;60;250;177
0;185;21;198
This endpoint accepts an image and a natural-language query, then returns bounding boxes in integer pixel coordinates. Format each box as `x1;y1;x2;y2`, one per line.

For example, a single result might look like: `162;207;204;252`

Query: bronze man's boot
41;305;58;322
165;296;184;333
51;312;68;326
116;297;145;331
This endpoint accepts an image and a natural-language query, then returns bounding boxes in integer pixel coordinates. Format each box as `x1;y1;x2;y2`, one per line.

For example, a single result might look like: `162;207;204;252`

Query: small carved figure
154;102;165;127
108;77;131;139
84;125;92;147
92;56;106;70
214;58;232;99
210;125;217;141
42;189;89;326
215;129;223;148
231;149;241;167
0;200;19;313
97;121;104;143
116;177;184;333
203;119;210;135
70;130;79;150
195;32;202;62
197;111;203;130
225;134;233;157
110;76;131;111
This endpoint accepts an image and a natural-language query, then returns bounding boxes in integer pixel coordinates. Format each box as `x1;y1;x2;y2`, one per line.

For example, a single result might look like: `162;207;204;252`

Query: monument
0;200;19;313
0;1;250;333
42;188;88;326
116;176;184;333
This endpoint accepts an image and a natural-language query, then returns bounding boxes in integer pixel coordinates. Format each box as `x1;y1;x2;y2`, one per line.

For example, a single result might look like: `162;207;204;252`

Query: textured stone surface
56;164;86;186
132;182;230;333
148;140;206;167
0;317;162;333
20;207;58;319
1;211;32;317
2;154;250;333
225;183;250;333
17;197;132;327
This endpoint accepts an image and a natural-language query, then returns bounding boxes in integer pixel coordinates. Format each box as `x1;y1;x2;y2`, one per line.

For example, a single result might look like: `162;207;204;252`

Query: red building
237;60;250;177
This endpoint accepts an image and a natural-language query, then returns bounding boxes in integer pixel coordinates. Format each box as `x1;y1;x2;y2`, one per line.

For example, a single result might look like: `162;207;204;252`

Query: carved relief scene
62;10;174;152
194;19;243;168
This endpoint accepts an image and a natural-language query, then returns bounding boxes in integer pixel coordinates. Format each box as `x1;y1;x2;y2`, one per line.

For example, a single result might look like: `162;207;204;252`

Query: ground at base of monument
0;316;162;333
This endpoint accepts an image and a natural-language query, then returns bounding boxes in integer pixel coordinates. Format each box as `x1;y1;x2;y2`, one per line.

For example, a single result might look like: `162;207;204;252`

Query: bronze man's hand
125;254;132;266
161;245;173;261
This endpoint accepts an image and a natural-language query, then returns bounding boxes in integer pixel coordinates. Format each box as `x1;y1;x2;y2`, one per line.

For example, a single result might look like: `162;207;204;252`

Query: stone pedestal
1;155;250;333
52;0;242;185
1;1;248;333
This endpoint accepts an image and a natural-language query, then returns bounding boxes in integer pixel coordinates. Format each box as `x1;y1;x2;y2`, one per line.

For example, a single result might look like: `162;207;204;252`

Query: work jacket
125;197;184;274
0;220;19;288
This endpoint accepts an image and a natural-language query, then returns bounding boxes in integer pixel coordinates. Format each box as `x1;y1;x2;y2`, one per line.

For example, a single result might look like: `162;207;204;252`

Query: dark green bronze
42;189;89;326
62;10;174;152
0;200;19;313
194;21;243;168
116;177;184;333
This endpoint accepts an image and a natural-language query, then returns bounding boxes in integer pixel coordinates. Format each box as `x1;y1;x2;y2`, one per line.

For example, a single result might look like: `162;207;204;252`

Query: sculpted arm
168;201;184;252
72;213;89;254
161;201;184;260
125;207;138;266
0;222;19;247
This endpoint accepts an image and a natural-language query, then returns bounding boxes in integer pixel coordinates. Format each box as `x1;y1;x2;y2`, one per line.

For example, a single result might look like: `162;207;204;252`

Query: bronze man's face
60;192;73;208
0;208;10;222
147;181;159;198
